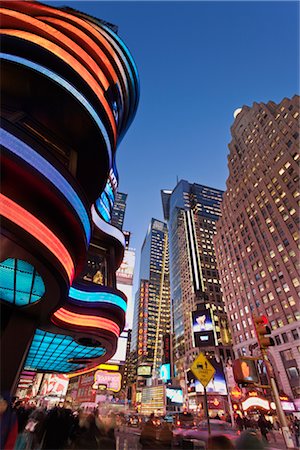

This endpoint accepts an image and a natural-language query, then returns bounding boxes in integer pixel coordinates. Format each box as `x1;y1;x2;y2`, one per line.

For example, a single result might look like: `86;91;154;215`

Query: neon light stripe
69;287;127;312
1;8;110;91
39;16;119;85
0;127;91;242
0;194;74;282
1;53;112;170
91;204;125;248
1;29;117;145
68;363;119;378
53;308;120;336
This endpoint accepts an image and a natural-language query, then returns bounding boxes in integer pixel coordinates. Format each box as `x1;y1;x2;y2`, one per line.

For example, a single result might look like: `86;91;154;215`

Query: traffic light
232;358;259;385
253;315;275;349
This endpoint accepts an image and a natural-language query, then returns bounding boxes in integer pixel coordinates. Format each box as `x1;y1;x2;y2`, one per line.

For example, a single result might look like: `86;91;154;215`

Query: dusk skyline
44;1;299;293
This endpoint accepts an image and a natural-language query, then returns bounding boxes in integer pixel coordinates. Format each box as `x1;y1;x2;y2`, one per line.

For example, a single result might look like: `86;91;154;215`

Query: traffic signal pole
260;348;294;448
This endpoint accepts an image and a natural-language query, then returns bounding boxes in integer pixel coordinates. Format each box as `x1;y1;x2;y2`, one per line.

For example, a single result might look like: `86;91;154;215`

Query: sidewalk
267;431;298;450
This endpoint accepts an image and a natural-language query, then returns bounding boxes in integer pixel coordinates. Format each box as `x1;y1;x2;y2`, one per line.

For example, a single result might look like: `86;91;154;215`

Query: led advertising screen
137;365;152;377
166;388;183;405
191;308;215;347
160;363;171;382
187;359;228;395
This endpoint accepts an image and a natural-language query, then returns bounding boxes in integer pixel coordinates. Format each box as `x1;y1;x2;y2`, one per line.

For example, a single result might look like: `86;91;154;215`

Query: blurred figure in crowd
236;430;266;450
23;407;46;449
0;392;18;450
140;415;157;449
72;412;101;449
258;414;269;442
207;435;235;450
157;422;173;449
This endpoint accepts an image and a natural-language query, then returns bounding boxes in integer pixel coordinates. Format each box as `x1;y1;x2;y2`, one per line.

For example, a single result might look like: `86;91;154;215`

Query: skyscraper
131;219;170;374
214;95;299;404
161;181;232;408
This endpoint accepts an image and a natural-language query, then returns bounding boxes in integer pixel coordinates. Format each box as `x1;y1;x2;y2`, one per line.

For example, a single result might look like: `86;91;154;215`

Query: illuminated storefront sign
92;370;121;392
242;397;270;411
160;363;171;383
191;307;215;347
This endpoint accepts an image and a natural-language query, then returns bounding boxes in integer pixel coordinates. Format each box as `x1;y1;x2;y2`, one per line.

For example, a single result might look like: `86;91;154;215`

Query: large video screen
166;388;183;405
191;308;215;347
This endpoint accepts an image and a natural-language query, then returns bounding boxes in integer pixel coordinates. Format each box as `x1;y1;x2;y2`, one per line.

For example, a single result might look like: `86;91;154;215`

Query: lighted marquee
24;329;106;373
0;258;45;306
92;369;121;392
242;397;270;411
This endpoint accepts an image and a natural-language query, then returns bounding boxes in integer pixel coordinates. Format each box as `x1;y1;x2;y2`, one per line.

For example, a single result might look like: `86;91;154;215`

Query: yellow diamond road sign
190;353;216;387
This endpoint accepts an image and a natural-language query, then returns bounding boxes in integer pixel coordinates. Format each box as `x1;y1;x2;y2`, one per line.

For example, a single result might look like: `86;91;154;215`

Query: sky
44;0;299;294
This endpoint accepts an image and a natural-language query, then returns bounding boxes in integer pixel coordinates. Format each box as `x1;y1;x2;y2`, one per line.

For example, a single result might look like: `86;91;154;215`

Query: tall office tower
131;219;170;374
161;181;232;401
214;95;300;404
111;192;128;230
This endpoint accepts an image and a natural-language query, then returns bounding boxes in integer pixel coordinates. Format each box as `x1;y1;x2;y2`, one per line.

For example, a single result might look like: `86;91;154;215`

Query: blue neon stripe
0;128;91;243
69;287;127;312
95;196;111;222
1;53;112;168
100;24;140;92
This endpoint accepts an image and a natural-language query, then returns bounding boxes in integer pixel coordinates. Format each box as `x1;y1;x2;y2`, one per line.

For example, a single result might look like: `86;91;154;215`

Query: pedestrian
139;417;157;449
72;413;101;449
235;430;267;450
292;416;300;448
207;435;235;450
258;414;269;442
0;392;18;450
157;422;173;449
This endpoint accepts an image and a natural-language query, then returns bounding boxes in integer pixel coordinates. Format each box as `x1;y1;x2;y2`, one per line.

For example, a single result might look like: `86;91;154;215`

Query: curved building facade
0;0;139;392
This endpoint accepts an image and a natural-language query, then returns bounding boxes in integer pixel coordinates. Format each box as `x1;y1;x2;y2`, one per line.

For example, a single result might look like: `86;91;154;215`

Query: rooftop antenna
176;175;179;184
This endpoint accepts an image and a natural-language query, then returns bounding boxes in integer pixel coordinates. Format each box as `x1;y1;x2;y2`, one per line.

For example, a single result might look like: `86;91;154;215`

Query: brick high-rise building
214;95;300;404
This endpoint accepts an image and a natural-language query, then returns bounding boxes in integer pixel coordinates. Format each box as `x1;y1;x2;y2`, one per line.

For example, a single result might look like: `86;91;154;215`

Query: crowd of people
1;394;117;450
1;392;299;450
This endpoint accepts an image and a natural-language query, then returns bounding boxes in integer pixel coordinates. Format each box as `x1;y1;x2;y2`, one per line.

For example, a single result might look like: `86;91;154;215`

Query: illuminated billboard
191;307;215;347
116;248;135;330
92;370;122;392
137;365;152;377
160;363;171;383
39;374;69;397
108;331;128;363
166;388;183;405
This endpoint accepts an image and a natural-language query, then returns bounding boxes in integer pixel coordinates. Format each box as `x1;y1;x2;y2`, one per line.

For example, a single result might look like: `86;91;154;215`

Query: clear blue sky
44;1;299;294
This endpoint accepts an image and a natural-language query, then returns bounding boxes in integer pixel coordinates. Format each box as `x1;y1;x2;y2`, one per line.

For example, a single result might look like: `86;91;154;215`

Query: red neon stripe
1;29;117;144
1;1;129;118
0;9;112;91
0;194;74;282
53;308;120;336
38;16;119;84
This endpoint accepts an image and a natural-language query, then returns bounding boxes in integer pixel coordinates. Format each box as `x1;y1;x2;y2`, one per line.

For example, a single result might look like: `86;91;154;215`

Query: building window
287;367;299;380
282;332;289;343
281;349;294;361
275;335;281;345
291;329;299;340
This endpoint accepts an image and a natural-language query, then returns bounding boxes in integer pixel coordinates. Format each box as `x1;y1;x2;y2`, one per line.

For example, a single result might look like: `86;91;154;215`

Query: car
173;419;239;448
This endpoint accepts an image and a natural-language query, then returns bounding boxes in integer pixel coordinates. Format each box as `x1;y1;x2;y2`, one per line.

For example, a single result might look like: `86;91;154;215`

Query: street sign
190;353;215;387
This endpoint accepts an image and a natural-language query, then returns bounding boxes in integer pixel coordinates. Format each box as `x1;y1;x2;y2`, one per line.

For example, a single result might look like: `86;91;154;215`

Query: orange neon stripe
0;194;74;282
38;16;119;85
53;308;120;336
1;29;117;144
1;1;129;104
0;9;111;91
